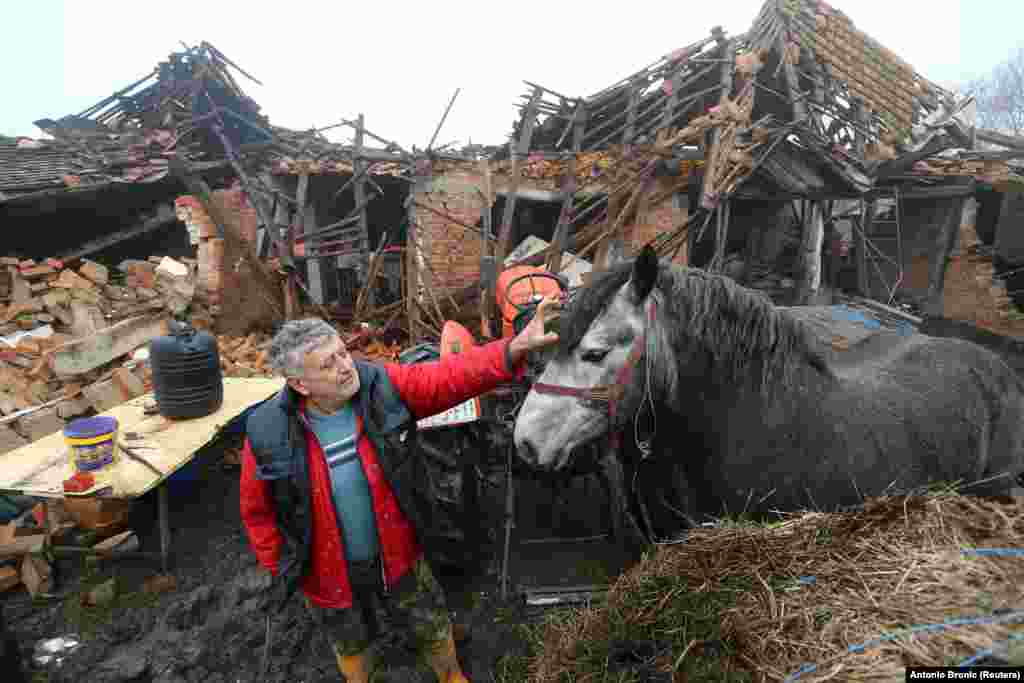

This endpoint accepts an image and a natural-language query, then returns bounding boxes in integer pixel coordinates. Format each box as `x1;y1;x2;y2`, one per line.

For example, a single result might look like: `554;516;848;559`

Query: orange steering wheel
502;271;568;319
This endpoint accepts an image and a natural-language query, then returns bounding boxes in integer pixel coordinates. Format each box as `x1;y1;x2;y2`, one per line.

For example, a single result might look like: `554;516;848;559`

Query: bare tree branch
969;46;1024;137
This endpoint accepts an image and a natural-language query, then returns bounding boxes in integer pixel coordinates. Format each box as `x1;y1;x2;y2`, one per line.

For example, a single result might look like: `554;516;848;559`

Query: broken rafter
977;128;1024;151
698;36;737;210
582;33;720;106
554;99;585;150
495;87;541;270
548;104;587;273
427;88;462;153
524;80;575;104
777;33;808;125
584;67;718;150
286;172;309;318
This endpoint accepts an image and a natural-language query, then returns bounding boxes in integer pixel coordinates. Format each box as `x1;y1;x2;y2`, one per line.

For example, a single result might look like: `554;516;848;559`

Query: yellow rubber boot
335;649;373;683
425;625;470;683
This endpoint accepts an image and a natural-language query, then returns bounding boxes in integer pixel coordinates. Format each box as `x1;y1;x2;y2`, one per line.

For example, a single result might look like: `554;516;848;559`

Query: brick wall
174;189;258;306
413;171;488;294
413;169;688;294
624;190;688;265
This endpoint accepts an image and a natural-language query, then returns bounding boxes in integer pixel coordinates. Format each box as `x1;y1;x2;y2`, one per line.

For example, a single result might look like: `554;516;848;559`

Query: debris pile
914;157;1015;183
0;250;414;454
0;254;219;453
528;491;1024;681
942;221;1022;337
1;497;141;600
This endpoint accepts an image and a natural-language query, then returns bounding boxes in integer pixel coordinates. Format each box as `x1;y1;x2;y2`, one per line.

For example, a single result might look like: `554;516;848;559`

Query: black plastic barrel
149;321;224;419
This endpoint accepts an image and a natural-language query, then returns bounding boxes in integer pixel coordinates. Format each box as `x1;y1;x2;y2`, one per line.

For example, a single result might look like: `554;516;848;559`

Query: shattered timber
2;3;1022;349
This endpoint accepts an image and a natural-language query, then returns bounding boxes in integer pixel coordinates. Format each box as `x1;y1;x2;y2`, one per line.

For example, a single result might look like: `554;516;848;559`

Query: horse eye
581;349;610;364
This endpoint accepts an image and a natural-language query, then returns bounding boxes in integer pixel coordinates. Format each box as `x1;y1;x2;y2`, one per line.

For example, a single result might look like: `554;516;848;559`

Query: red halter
531;299;657;451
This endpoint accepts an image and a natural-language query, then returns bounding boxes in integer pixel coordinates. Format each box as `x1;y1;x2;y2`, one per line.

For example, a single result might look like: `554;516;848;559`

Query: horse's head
514;244;666;470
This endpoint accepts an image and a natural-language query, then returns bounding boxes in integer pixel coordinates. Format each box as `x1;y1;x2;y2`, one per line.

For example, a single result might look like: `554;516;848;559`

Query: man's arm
384;338;527;420
239;439;283;575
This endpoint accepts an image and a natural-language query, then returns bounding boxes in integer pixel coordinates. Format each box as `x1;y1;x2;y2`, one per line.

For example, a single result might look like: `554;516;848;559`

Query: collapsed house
5;1;1024;346
436;0;1024;326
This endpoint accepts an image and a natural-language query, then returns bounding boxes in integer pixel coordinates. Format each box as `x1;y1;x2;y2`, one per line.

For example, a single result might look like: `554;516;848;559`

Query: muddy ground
3;443;631;683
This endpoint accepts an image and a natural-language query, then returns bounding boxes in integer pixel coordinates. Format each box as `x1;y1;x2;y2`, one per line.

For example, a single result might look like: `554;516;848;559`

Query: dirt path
3;447;626;682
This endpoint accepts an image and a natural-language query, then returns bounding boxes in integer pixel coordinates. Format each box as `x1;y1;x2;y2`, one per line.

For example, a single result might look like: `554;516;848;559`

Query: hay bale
527;492;1024;681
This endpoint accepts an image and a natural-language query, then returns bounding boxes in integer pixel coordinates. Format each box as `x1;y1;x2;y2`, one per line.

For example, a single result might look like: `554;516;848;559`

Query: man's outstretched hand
507;293;562;364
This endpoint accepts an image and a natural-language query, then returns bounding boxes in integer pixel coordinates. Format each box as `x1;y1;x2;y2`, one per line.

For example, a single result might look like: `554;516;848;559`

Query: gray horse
514;245;1024;541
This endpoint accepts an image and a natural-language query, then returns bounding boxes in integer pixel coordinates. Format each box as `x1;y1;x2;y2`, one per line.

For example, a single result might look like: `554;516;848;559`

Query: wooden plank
0;566;19;592
353;114;372;311
661;63;683;130
0;377;283;499
778;33;808;124
796;200;826;304
406;176;424;338
293;175;324;306
480;159;496;338
699;38;735;211
548;104;587;274
711;200;730;273
287;173;309;318
856;201;874;298
496;88;541;271
57;205;179;264
0;534;45;561
623;82;641;146
923;196;967;317
977;128;1024;151
21;553;53;598
19;406;64;442
49;314;168;377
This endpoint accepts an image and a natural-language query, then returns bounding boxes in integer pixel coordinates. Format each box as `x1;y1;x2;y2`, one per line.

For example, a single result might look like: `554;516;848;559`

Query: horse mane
558;260;833;394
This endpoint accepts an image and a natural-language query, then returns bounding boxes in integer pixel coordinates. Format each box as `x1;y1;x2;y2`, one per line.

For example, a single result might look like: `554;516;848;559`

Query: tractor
398;263;582;576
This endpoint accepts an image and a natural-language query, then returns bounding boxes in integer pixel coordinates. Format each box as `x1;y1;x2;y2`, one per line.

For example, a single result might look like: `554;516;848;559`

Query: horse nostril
519;439;539;463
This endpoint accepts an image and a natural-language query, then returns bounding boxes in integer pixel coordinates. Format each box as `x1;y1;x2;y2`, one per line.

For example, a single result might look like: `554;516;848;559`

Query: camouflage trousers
307;555;452;659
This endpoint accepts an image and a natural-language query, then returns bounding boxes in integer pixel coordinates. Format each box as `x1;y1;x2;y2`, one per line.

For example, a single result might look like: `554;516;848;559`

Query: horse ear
629;244;659;303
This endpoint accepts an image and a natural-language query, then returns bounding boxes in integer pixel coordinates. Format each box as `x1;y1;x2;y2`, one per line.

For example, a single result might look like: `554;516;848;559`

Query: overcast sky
3;0;1022;148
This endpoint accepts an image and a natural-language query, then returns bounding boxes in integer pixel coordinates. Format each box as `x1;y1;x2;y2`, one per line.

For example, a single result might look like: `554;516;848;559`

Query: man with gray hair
239;295;560;682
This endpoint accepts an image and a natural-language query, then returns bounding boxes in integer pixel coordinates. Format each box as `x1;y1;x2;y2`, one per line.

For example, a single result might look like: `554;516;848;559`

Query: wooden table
0;377;284;570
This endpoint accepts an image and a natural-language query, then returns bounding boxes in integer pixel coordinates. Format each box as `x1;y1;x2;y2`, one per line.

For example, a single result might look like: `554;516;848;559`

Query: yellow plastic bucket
64;416;119;487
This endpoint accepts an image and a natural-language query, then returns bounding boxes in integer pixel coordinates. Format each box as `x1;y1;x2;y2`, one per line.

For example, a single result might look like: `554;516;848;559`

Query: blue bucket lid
64;416;119;439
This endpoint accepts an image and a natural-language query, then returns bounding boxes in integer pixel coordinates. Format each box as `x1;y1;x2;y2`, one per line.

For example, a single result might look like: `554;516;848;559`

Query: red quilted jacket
239;339;524;609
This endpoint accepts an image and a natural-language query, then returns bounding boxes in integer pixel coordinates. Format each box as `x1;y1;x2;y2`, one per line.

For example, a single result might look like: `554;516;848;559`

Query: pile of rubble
0;251;413;456
0;254;255;455
942;221;1022;337
913;157;1014;183
1;497;143;600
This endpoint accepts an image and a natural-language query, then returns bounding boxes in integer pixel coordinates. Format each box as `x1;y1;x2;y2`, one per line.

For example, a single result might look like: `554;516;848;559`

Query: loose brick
78;259;109;286
82;379;125;412
53;269;95;291
19;406;65;441
20;265;57;280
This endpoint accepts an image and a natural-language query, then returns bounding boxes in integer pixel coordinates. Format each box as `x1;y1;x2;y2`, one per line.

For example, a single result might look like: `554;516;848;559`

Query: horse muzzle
515;435;575;471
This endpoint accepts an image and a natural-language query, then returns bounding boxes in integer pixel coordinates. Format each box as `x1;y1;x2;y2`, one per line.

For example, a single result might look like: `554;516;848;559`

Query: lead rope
633;321;657;458
629;302;659;542
630;303;655;458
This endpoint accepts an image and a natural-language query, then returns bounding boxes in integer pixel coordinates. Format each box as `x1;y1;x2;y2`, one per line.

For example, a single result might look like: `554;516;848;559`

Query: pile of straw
528;491;1024;682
